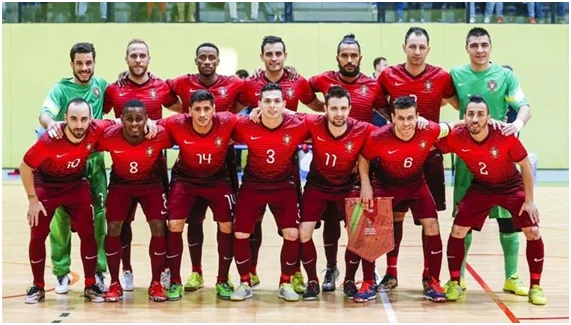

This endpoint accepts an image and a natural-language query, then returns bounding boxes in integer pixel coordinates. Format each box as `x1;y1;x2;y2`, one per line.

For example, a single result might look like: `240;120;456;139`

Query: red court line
466;262;520;323
2;261;80;299
518;316;569;321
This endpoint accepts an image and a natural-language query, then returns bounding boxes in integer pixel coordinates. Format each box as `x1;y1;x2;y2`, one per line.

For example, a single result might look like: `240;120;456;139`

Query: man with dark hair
355;95;463;303
372;56;388;79
38;42;109;294
376;26;457;292
22;98;115;304
446;27;533;296
96;99;173;303
436;95;545;305
159;90;238;301
103;39;182;291
230;83;310;302
235;69;249;80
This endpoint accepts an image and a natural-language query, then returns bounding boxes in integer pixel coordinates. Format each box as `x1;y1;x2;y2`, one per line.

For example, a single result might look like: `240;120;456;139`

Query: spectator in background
147;2;166;22
372;57;388;79
175;2;196;22
557;2;568;23
468;2;477;23
229;2;279;22
525;2;537;23
235;69;250;171
484;2;503;23
76;2;107;22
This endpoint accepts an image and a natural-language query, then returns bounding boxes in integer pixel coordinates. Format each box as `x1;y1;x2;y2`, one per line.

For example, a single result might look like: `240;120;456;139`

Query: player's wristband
513;119;524;131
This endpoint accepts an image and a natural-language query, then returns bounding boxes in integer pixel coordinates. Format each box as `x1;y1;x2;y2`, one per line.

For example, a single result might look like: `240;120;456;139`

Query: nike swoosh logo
56;153;67;158
461;149;471;152
31;259;44;264
161;210;167;215
457;82;469;87
285;261;297;266
395;82;404;86
113;150;125;154
431;250;442;255
534;257;544;262
317;136;326;142
301;259;315;265
223;256;233;261
184;140;194;144
188;243;199;247
166;254;180;259
236;259;249;265
122;245;130;249
255;92;260;96
349;260;360;265
153;251;166;256
106;251;120;256
250;136;261;140
85;255;97;260
119;92;128;97
388;150;398;154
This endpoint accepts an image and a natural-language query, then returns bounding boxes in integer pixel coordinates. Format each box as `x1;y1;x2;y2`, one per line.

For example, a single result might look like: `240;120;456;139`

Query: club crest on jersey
286;88;294;99
487;80;497;93
283;134;292;146
345;141;354;153
93;87;100;98
146;147;154;157
490;147;499;158
218;87;227;98
419;140;427;150
360;85;369;95
86;143;93;151
214;137;223;148
149;88;157;99
424;80;433;91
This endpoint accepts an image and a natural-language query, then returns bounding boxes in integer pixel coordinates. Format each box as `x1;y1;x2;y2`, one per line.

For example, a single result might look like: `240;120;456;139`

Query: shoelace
27;286;40;295
57;275;66;285
429;279;445;294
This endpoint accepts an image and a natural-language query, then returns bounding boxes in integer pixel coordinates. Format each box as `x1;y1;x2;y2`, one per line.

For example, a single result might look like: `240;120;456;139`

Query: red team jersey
238;71;316;111
378;64;455;123
24;120;114;183
309;71;387;122
103;78;178;120
436;128;527;191
160;112;237;185
233;114;310;188
305;115;375;193
362;121;443;186
167;74;244;113
96;125;173;185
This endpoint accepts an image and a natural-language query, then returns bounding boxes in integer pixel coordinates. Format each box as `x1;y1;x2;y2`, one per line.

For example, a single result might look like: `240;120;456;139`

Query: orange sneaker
148;281;167;302
103;282;123;302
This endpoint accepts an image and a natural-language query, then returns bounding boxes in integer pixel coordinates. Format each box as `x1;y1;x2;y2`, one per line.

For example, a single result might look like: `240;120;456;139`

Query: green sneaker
250;273;260;289
216;281;234;300
184;272;204;291
443;277;466;292
291;271;306;294
503;273;528;296
528;285;547;305
166;283;183;301
444;281;463;301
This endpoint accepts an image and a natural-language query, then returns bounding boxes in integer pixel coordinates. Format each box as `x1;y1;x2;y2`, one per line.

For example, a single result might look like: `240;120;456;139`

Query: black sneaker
84;284;104;303
24;285;45;304
302;280;320;300
321;266;340;292
379;274;398;292
342;280;358;298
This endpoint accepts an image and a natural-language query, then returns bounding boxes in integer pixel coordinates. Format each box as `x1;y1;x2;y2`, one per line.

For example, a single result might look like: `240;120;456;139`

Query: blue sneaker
424;278;447;303
353;282;376;303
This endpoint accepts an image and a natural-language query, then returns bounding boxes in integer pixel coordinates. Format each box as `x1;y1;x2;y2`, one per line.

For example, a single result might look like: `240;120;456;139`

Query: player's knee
218;222;233;234
451;225;469;238
148;220;166;237
299;222;315;243
522;226;541;241
234;231;250;239
393;212;406;222
31;227;50;241
421;218;440;235
167;220;185;233
282;228;299;241
107;221;123;237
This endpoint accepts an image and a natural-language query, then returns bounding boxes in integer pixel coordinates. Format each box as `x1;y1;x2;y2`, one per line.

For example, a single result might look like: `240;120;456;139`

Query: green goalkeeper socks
500;232;520;279
460;232;473;278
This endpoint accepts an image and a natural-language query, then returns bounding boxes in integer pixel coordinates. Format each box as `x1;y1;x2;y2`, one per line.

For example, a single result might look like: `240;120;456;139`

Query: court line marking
2;261;80;299
518;316;569;320
379;291;398;323
466;262;519;323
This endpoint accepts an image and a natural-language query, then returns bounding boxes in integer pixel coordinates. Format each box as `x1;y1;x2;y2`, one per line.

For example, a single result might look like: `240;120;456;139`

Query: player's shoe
278;283;300;302
250;273;261;289
95;271;108;293
121;270;134;291
528;285;547;305
160;268;171;289
103;282;123;302
230;282;253;301
84;284;105;303
216;281;234;300
342;280;358;299
166;283;183;301
184;272;204;291
55;274;70;294
302;280;320;300
424;278;447;303
321;266;340;292
422;277;430;291
503;273;528;296
24;285;45;304
443;277;467;292
379;274;398;292
353;282;377;303
148;281;167;302
444;281;463;301
374;269;382;291
291;271;306;294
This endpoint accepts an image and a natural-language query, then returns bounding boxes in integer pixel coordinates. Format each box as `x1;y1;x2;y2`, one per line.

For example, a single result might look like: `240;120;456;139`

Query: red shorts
373;183;437;225
106;183;167;222
454;187;536;231
424;149;446;211
301;186;348;223
168;180;234;223
34;179;94;237
234;182;300;233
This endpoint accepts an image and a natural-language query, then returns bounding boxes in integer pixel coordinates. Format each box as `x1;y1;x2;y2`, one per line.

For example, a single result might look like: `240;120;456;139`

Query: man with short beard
103;38;181;292
38;42;109;295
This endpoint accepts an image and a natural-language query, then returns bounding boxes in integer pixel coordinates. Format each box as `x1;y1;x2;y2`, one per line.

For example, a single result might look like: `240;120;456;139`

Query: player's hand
144;119;158;139
416;116;429;129
488;118;505;131
27;200;47;228
360;182;374;209
501;122;519;137
252;68;264;79
46;121;64;139
519;200;539;225
147;71;156;79
284;66;299;80
116;71;129;88
249;107;262;123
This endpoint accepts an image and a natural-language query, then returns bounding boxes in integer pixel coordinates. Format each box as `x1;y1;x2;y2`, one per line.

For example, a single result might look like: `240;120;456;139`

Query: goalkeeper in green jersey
445;27;532;296
38;42;109;294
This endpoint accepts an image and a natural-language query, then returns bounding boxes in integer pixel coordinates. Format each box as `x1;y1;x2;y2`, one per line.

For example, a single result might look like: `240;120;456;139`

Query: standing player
161;90;237;301
230;83;310;302
376;27;457;291
437;95;545;305
103;38;181;291
22;98;112;304
446;27;532;295
308;33;388;292
167;42;245;292
298;86;376;300
39;42;108;293
356;96;463;303
97;100;173;302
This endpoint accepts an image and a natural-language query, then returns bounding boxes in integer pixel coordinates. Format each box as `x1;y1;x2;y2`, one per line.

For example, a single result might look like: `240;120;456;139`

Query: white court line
380;291;398;323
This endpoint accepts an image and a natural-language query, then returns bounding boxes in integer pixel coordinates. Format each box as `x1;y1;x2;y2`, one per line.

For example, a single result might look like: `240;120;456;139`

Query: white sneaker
161;268;171;288
55;274;70;294
278;283;300;302
95;271;108;292
484;15;491;23
469;16;476;23
121;270;134;291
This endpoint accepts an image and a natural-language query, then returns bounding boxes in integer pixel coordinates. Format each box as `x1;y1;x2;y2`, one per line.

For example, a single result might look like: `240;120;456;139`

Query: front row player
436;95;546;305
96;100;174;302
21;98;113;304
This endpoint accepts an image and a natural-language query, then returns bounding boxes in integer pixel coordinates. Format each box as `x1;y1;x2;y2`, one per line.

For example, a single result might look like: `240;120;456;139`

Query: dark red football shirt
167;74;244;113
